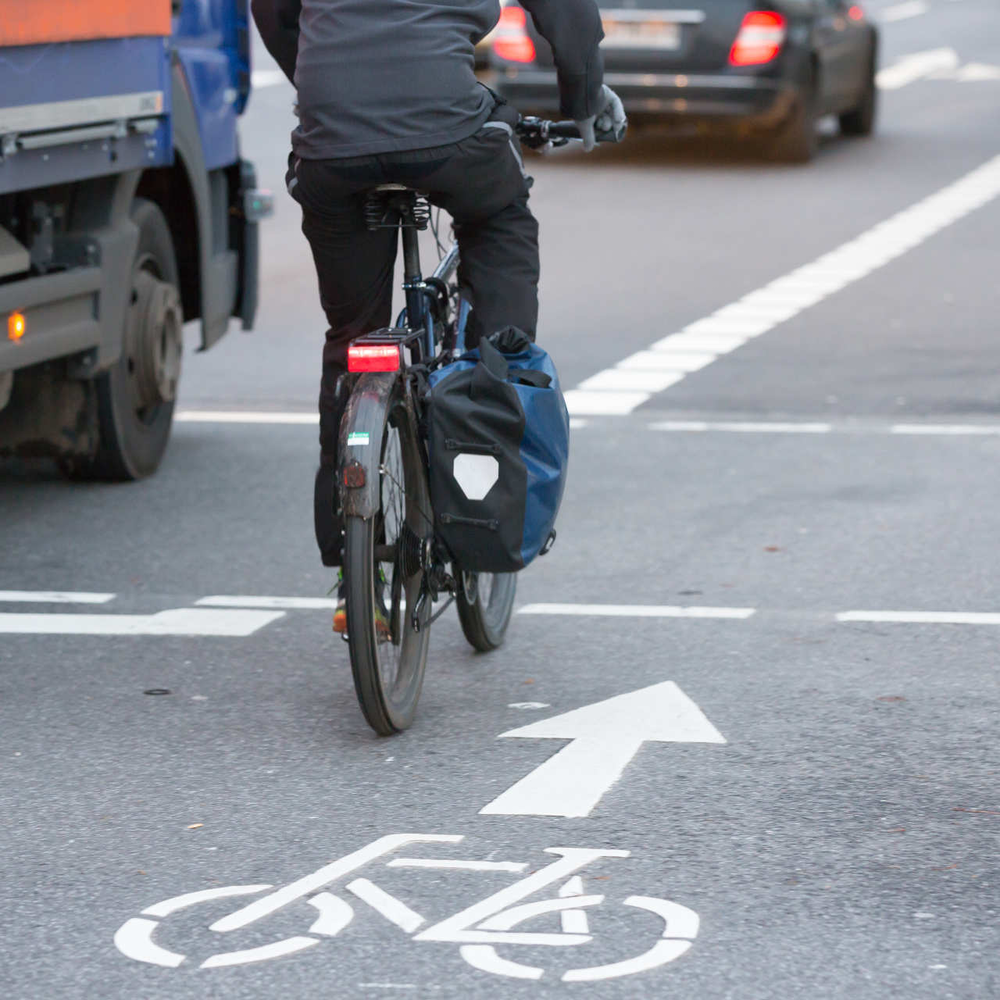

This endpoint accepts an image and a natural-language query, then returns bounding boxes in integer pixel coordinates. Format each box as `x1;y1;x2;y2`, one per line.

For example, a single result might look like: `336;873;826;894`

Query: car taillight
729;11;787;67
493;7;536;64
347;344;401;373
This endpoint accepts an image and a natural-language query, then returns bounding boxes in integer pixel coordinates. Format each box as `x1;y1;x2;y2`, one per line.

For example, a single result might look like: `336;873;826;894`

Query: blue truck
0;0;269;478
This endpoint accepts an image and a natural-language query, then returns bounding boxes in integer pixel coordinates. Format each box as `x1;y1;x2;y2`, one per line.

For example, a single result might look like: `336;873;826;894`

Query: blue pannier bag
426;327;570;574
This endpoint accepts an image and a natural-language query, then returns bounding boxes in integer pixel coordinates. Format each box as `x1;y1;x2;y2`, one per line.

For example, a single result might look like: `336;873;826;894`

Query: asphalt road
2;2;1000;997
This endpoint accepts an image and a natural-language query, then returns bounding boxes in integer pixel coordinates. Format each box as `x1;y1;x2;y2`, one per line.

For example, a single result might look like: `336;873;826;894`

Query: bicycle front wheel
455;570;517;652
344;383;431;735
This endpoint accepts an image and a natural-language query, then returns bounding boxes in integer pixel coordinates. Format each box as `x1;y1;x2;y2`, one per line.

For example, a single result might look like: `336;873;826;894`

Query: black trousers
289;101;540;565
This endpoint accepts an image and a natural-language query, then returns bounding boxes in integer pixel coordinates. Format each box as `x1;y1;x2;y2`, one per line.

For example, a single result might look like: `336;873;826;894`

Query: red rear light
848;4;865;20
493;7;536;64
347;344;401;373
729;11;787;67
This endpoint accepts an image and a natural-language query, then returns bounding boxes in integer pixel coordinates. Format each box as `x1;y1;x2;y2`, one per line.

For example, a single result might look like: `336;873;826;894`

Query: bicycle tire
344;384;432;735
455;570;517;652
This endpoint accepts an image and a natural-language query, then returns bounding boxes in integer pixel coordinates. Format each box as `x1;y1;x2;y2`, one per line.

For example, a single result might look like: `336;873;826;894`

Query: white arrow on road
480;682;726;818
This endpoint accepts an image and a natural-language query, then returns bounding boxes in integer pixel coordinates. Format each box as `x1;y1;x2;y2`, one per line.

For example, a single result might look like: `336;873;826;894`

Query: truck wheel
78;198;184;480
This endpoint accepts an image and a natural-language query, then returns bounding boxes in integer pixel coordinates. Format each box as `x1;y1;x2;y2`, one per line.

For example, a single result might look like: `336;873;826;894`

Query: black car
490;1;878;161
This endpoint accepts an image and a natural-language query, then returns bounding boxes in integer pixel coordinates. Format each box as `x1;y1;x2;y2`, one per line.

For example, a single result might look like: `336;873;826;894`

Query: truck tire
76;198;184;480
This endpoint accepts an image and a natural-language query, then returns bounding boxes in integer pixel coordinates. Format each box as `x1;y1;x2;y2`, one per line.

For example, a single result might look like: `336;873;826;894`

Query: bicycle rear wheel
455;570;517;652
344;383;431;735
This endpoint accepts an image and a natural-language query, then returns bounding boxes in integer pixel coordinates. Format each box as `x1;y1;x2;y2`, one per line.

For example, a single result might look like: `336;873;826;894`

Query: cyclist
252;0;625;631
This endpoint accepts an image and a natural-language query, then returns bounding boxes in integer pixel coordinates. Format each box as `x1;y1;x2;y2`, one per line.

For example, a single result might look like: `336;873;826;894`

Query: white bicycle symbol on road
115;834;698;983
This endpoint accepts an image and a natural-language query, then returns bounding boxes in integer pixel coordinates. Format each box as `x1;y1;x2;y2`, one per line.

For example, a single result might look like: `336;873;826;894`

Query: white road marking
211;835;461;934
200;937;320;969
650;420;833;434
877;48;960;89
346;878;425;933
950;63;1000;82
306;892;354;936
880;0;930;22
562;897;699;983
559;877;591;935
198;595;337;610
891;423;1000;435
176;410;318;424
838;610;1000;625
518;603;755;619
387;859;528;873
480;682;726;818
0;608;283;636
566;151;1000;415
251;69;289;88
0;590;114;604
113;918;185;968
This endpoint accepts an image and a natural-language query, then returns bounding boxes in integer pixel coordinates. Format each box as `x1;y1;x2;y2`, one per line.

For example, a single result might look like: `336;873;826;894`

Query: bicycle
337;117;626;735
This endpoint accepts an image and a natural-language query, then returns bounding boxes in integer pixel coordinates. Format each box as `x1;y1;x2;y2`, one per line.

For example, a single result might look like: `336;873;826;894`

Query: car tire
767;70;819;164
840;54;878;136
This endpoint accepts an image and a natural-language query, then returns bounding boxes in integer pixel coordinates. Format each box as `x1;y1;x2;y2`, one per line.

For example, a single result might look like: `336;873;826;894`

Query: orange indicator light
8;311;25;341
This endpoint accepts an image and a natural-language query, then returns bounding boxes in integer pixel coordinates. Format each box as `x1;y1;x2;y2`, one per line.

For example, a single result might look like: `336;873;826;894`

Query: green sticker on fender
347;432;370;447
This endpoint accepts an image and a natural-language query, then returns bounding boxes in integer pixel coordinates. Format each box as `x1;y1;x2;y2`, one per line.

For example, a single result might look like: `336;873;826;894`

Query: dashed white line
877;48;959;89
251;69;289;89
650;421;833;434
566;152;1000;416
0;608;283;636
518;604;756;619
838;611;1000;625
880;0;930;22
176;411;317;425
198;595;337;610
0;590;114;604
891;424;1000;436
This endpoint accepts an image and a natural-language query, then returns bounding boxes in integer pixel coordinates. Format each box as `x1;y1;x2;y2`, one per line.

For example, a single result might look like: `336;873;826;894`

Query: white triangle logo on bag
453;453;499;501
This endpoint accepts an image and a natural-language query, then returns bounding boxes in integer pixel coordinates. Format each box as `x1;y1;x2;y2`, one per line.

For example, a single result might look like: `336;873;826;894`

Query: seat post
401;224;425;330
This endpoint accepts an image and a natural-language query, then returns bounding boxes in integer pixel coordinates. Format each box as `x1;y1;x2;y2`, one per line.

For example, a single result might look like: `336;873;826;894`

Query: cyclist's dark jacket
252;0;605;159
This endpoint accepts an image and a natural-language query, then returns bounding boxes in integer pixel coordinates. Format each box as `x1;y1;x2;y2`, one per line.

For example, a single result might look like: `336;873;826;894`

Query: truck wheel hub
128;269;183;408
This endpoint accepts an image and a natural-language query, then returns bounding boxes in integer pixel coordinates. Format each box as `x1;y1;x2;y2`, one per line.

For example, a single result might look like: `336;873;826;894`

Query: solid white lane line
838;611;1000;625
878;48;959;88
649;421;833;434
0;609;283;636
518;604;756;619
880;1;930;22
176;411;317;425
346;879;425;933
0;591;114;604
197;595;337;610
567;152;1000;416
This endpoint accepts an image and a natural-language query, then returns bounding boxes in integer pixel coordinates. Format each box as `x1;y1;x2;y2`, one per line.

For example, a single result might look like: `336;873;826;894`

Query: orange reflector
8;311;25;341
347;343;401;373
494;7;537;63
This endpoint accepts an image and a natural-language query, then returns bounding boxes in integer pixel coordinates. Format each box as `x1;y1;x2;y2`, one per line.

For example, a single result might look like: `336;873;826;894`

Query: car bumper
494;69;796;129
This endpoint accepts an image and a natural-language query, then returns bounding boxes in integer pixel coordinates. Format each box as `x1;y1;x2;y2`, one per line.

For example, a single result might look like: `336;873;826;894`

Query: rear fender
339;372;401;520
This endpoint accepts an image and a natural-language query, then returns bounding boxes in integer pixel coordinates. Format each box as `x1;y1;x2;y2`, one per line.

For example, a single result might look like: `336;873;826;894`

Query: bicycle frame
396;227;464;362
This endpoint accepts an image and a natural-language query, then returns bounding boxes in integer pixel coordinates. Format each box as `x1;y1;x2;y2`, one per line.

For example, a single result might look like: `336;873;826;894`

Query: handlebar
515;116;628;150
